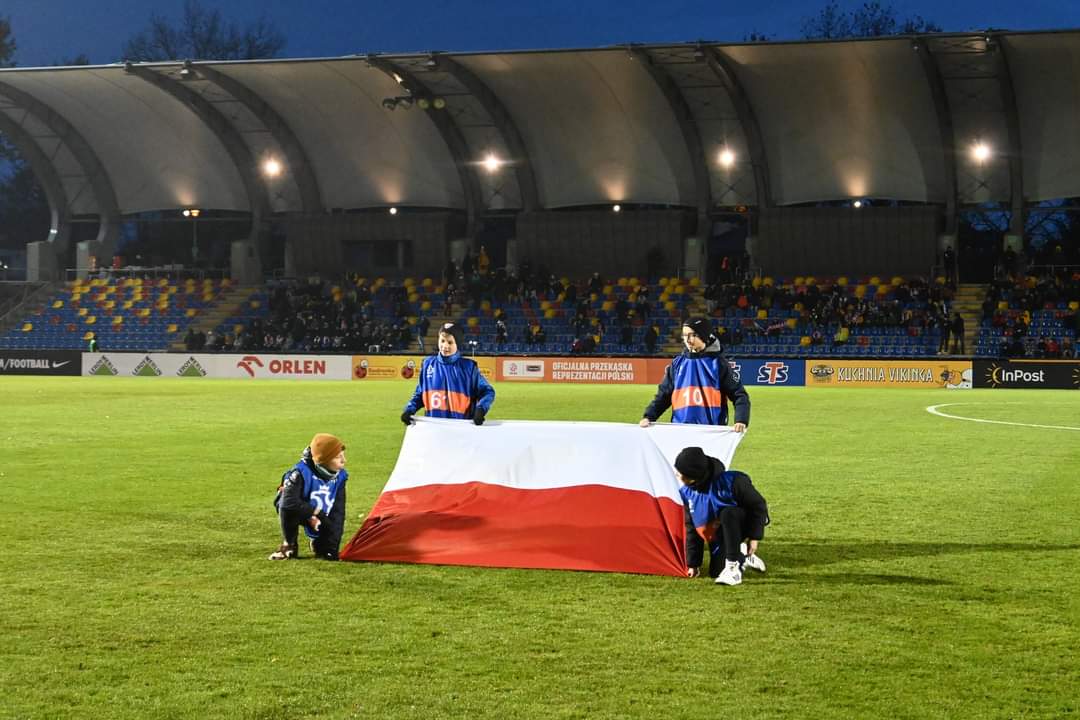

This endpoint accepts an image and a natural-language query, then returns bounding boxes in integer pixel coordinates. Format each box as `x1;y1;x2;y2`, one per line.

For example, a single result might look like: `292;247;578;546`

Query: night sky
6;0;1080;67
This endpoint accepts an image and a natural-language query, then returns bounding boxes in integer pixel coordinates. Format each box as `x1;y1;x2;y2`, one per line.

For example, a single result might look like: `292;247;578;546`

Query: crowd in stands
979;264;1080;359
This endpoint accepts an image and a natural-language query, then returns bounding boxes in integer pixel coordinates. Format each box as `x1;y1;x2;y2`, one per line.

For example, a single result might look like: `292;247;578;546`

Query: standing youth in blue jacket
639;318;750;430
674;446;769;586
401;322;496;426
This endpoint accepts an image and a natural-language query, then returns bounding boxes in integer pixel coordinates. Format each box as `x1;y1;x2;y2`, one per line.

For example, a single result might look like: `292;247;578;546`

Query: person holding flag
639;317;750;430
401;322;496;426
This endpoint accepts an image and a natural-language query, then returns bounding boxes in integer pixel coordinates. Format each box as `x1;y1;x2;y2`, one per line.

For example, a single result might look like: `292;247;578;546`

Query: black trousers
707;506;752;575
276;487;346;560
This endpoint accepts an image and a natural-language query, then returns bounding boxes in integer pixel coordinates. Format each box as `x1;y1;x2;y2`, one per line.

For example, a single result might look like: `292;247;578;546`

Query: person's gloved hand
473;407;487;426
401;410;414;426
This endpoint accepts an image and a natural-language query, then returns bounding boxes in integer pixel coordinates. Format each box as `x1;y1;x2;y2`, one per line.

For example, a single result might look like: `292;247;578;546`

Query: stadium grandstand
1;32;1080;359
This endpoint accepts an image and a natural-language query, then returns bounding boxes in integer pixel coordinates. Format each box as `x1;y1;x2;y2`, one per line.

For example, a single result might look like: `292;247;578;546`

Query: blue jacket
276;452;347;540
643;340;750;425
680;464;769;567
404;352;496;420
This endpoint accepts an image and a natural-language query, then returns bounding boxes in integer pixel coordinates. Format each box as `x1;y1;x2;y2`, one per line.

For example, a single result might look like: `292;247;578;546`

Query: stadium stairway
0;281;61;337
951;283;987;355
167;284;259;351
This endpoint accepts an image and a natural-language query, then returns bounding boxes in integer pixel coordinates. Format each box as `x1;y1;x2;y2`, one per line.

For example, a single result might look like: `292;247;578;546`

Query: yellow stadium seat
466;317;479;327
167;324;177;333
617;277;628;287
664;301;676;311
85;316;96;325
422;278;433;287
751;277;762;288
869;276;881;285
71;293;83;302
806;277;816;286
997;301;1008;310
544;309;556;319
408;316;418;325
689;277;701;287
21;322;32;332
408;293;419;302
590;318;600;326
794;302;805;312
837;276;848;287
540;300;552;310
52;300;63;309
556;293;565;302
420;301;432;311
112;316;123;325
659;292;670;302
891;276;903;286
403;278;415;287
757;309;768;320
78;308;88;317
800;335;811;346
601;301;614;312
1069;301;1079;311
220;278;232;287
138;309;151;318
934;276;946;285
104;300;115;309
603;285;614;295
83;331;94;340
628;277;639;287
185;309;196;317
786;318;798;329
628;293;638;303
763;277;774;287
854;286;867;298
877;285;890;295
480;300;491;311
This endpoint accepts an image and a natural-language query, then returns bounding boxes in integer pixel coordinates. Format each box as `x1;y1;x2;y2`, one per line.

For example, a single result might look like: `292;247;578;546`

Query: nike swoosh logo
52;361;71;368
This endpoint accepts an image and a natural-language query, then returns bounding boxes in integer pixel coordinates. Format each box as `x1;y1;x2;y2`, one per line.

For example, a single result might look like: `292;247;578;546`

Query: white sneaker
715;560;742;586
743;553;766;573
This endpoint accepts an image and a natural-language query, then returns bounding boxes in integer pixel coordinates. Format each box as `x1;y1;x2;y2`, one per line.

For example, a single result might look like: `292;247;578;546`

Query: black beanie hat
674;447;724;483
684;317;712;341
439;322;465;348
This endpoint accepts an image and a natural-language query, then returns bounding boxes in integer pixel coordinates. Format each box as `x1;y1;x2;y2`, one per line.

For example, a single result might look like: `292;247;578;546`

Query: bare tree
802;1;942;39
122;0;285;62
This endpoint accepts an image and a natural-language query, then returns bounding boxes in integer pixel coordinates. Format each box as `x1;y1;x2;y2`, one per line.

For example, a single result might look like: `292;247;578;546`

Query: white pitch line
926;403;1080;432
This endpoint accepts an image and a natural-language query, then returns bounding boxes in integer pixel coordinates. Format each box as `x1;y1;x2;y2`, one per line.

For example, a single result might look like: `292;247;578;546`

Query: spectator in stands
587;272;603;296
183;328;197;352
944;246;957;287
534;323;547;346
635;287;651;319
87;335;99;352
269;433;348;561
417;315;430;353
401;322;495;427
620;324;634;346
205;330;217;352
477;245;490;275
950;313;965;355
639;318;749;432
675;447;769;586
1061;337;1076;359
495;319;508;347
644;323;659;354
833;323;850;346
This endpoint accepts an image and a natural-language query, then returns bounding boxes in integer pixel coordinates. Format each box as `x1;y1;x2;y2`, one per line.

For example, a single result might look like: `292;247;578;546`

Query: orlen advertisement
81;353;353;380
726;359;806;386
352;355;495;382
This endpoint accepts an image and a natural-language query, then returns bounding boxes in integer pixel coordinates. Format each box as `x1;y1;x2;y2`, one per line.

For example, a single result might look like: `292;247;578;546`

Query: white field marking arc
926;403;1080;432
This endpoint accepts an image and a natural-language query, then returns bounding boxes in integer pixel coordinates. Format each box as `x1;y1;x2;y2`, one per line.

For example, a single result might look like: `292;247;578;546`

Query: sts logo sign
756;361;789;384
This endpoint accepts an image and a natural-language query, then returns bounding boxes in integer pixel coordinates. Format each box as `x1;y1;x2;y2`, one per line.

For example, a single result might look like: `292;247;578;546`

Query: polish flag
340;418;744;576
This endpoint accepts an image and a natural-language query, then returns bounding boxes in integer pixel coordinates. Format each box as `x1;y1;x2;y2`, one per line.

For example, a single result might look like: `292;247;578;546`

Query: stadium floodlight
389;207;398;215
182;208;201;218
612;204;622;213
852;199;863;209
971;141;992;163
483;154;502;173
417;97;431;110
719;148;736;168
432;97;447;109
262;158;283;178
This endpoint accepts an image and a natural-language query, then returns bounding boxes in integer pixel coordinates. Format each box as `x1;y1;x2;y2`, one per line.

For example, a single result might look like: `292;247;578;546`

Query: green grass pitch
1;378;1078;719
